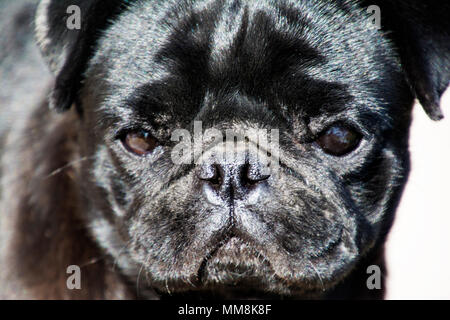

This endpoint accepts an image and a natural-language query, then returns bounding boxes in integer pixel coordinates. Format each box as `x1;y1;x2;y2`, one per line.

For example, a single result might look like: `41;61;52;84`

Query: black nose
197;155;270;203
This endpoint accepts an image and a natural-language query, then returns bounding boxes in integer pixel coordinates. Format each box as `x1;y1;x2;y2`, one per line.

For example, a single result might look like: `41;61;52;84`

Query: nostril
240;163;270;187
208;170;223;188
199;164;223;188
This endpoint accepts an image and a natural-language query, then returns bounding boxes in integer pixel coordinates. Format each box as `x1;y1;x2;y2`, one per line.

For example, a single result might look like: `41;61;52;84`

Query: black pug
0;0;449;299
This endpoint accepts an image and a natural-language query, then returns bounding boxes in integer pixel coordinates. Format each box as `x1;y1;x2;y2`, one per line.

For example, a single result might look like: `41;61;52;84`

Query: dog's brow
208;2;325;73
121;79;203;124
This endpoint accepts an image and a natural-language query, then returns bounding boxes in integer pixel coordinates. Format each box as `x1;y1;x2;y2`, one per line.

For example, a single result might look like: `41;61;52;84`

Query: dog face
35;0;449;298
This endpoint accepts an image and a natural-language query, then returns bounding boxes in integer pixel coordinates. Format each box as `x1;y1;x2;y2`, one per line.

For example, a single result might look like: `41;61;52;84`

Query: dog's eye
122;131;159;156
315;125;361;156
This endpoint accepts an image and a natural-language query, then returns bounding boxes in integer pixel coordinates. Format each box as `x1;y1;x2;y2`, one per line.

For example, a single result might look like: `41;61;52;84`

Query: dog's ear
375;1;450;120
35;0;130;112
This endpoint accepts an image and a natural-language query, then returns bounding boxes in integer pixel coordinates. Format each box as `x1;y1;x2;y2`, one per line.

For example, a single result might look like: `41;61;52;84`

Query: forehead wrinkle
208;0;318;65
209;0;248;63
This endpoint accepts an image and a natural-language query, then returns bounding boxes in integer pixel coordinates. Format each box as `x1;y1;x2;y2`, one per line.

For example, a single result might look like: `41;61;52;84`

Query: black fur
0;0;449;299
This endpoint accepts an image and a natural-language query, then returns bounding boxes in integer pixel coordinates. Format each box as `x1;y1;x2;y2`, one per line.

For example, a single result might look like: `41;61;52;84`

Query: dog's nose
197;156;270;203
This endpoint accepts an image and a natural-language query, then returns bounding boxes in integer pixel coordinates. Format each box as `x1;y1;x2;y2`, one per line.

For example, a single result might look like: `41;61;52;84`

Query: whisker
165;277;172;295
136;261;145;299
309;261;325;292
43;156;95;180
79;255;106;268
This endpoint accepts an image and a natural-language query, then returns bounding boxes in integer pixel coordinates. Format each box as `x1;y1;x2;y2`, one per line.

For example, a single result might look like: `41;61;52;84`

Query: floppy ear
35;0;130;112
375;0;450;120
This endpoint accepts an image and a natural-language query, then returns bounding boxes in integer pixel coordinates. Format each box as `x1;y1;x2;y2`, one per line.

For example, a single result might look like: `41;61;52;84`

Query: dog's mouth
158;236;288;299
159;228;344;299
143;215;349;299
197;236;272;285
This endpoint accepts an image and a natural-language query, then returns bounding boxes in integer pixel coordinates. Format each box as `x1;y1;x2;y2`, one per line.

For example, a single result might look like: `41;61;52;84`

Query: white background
386;88;450;299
